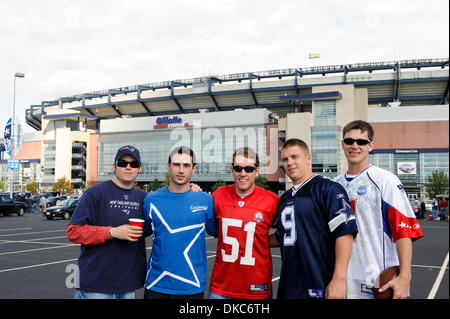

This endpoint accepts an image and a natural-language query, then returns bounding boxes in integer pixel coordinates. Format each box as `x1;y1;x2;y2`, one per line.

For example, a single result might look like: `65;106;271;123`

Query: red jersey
209;185;279;299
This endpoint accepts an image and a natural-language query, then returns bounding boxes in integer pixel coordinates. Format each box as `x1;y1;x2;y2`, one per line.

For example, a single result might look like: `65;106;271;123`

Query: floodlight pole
9;72;25;199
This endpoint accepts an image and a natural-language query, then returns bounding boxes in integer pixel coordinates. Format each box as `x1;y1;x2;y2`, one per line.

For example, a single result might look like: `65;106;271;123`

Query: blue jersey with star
142;186;217;295
274;175;358;299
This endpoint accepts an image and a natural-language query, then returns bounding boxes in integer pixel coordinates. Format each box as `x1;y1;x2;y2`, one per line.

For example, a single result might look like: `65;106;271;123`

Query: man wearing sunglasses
208;147;279;299
335;120;423;299
67;145;148;299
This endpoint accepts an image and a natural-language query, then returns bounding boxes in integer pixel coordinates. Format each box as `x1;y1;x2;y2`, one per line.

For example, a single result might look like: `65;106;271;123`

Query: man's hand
378;273;410;299
326;277;346;299
110;225;143;241
190;183;202;192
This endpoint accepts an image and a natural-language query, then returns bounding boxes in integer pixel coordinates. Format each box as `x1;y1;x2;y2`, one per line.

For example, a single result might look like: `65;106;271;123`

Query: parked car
42;199;80;220
0;193;27;216
45;196;57;207
409;200;420;217
43;199;80;220
46;195;70;207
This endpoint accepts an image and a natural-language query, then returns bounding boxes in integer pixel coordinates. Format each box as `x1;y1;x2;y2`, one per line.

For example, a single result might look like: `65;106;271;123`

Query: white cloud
0;0;448;135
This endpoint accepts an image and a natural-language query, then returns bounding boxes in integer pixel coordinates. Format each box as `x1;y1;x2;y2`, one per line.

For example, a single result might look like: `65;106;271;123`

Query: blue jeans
74;289;135;299
208;291;235;299
441;208;447;221
432;208;437;220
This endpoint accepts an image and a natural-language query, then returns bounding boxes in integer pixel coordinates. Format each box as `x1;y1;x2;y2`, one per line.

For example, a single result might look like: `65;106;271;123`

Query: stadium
1;57;449;199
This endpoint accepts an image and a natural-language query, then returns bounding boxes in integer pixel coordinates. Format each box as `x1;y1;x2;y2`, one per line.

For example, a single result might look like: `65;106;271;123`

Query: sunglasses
343;138;371;146
233;165;257;173
116;159;140;168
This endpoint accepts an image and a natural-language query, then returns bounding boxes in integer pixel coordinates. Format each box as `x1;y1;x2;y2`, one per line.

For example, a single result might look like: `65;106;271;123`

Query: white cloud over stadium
0;0;448;133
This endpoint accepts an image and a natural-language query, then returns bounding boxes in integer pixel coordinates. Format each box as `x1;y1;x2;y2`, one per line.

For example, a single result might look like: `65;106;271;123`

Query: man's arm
326;233;353;299
268;232;280;247
67;224;143;245
378;237;412;299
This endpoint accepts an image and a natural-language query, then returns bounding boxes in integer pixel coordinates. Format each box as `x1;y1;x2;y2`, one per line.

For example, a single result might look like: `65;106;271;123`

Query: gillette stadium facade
1;57;448;198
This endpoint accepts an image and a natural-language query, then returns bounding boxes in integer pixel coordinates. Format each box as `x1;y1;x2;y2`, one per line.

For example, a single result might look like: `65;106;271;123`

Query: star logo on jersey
146;203;204;290
238;201;245;207
398;221;412;229
328;194;356;233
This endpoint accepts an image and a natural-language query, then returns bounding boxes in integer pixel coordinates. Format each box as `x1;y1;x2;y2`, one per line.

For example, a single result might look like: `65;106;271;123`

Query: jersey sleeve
323;181;358;238
377;172;424;242
67;224;111;245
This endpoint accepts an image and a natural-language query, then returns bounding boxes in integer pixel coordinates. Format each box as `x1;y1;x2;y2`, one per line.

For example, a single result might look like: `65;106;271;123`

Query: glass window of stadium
311;100;338;178
420;152;449;182
97;125;267;183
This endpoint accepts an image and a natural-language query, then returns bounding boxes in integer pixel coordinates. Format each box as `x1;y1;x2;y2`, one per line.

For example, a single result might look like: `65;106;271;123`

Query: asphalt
0;212;447;300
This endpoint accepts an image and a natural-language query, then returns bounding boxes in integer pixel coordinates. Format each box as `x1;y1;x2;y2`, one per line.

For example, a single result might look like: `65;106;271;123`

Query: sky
0;0;448;136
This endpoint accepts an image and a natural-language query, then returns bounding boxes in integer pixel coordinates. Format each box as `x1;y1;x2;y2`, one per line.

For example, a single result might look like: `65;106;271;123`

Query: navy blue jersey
274;175;358;299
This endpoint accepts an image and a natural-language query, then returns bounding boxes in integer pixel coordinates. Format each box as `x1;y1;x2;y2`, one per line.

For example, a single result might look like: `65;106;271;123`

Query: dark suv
0;193;27;216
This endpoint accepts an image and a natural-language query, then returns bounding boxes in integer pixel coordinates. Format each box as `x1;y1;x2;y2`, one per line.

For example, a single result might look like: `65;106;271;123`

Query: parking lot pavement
0;213;447;299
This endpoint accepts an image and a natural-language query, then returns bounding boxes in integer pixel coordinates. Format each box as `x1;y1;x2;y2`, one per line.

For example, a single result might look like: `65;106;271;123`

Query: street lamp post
9;72;25;199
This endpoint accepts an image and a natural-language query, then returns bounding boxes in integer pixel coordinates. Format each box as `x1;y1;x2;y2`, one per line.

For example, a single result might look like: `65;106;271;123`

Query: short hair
232;147;259;167
168;146;196;165
342;120;374;141
281;138;310;155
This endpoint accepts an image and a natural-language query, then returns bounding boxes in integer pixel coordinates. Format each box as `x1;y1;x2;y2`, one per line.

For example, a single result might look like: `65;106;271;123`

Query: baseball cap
114;145;141;163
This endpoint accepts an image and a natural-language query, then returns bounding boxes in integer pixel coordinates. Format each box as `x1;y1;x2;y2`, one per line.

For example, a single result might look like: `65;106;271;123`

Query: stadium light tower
9;72;25;198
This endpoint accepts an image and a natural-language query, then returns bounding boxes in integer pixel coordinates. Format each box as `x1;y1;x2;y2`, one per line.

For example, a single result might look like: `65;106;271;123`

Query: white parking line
427;252;449;299
0;259;78;273
0;228;33;232
0;229;66;237
412;264;449;270
0;244;79;256
0;236;70;245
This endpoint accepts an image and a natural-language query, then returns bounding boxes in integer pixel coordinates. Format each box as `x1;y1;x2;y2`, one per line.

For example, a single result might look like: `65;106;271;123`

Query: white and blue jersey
142;187;217;295
334;165;423;298
274;175;358;299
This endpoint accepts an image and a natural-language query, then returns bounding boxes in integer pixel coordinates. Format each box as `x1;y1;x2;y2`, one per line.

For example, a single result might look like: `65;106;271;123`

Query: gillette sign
157;116;182;125
154;116;191;129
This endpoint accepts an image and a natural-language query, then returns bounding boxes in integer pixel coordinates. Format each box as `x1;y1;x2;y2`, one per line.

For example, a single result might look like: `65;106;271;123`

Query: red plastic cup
129;218;145;239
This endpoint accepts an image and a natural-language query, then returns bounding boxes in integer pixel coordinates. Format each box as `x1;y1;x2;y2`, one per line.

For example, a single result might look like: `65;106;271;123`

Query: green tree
25;182;39;193
52;177;74;194
425;170;449;198
212;179;227;193
0;181;6;192
255;175;268;189
147;179;162;192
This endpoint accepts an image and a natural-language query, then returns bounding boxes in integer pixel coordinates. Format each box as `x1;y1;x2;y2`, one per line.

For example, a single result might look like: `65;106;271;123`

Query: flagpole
9;72;25;199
